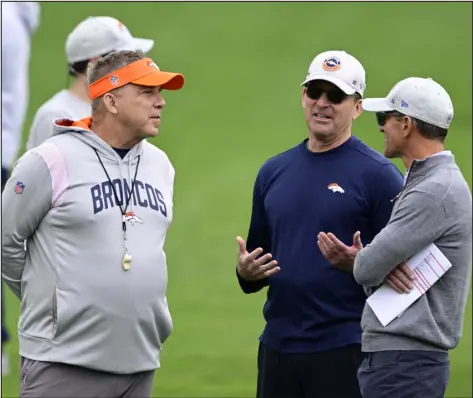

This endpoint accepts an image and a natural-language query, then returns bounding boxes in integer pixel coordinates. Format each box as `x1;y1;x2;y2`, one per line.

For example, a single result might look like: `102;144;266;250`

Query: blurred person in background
235;50;404;398
2;50;184;397
1;0;40;376
323;77;472;398
26;16;154;150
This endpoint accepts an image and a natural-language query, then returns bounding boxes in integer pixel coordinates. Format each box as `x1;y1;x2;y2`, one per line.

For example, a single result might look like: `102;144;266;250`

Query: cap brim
132;38;154;54
133;70;184;90
361;98;393;112
301;74;356;95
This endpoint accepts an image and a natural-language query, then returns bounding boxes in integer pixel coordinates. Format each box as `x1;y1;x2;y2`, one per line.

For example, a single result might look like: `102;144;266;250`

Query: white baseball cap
362;77;454;129
66;16;154;64
301;50;366;96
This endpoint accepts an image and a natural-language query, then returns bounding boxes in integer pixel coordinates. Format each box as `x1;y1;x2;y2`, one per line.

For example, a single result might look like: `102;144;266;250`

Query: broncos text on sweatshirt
2;117;174;374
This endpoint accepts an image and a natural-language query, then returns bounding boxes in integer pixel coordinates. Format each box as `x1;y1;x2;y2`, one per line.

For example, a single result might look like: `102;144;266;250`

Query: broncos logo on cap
322;56;341;71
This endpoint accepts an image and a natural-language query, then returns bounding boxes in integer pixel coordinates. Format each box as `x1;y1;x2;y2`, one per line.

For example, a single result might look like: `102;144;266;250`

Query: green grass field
1;2;471;397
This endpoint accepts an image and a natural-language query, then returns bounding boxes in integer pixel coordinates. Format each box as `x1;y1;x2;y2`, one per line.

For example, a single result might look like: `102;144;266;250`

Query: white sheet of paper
366;243;452;327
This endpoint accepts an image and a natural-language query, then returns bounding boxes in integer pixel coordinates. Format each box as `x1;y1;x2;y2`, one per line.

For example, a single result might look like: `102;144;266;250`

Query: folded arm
353;191;446;287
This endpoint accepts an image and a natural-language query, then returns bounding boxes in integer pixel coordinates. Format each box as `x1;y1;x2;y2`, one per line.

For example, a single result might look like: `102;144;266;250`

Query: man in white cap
323;77;472;397
26;16;154;150
235;50;404;398
1;1;40;376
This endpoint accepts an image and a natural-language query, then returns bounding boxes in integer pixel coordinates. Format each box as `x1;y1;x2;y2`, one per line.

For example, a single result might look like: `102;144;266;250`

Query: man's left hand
318;231;363;273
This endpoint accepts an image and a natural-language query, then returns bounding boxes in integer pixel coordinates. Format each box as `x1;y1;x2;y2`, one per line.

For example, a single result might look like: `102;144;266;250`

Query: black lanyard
93;148;141;234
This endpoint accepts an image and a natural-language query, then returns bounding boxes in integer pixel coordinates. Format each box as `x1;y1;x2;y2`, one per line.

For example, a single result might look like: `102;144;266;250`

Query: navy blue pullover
238;136;404;353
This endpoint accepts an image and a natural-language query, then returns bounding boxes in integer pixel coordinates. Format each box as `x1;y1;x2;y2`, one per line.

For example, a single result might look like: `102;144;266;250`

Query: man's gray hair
88;50;147;111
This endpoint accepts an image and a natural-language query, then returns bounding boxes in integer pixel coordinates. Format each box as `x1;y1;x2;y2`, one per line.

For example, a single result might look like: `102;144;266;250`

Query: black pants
257;342;363;398
357;350;450;398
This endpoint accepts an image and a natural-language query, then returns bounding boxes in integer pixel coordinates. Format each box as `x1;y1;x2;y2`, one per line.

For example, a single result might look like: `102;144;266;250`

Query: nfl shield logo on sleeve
14;181;25;194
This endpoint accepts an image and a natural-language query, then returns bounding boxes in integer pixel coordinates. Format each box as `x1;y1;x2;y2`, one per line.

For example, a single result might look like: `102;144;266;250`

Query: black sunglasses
375;111;405;126
305;82;348;104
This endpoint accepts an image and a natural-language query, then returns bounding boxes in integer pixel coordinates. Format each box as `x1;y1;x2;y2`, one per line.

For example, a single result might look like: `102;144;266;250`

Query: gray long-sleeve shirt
354;152;472;352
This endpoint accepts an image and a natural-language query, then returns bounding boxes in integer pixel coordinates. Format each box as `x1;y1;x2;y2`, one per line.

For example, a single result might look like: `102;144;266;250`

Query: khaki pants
20;357;155;398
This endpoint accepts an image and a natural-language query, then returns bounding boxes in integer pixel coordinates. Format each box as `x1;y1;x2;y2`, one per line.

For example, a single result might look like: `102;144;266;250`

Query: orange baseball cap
89;57;184;100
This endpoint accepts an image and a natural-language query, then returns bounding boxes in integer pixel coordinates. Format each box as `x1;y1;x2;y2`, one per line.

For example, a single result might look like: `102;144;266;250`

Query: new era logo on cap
401;100;409;108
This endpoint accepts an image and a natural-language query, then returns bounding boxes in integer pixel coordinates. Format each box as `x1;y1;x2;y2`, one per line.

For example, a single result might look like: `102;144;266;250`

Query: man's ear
103;93;119;115
302;87;308;109
352;98;363;120
402;116;415;138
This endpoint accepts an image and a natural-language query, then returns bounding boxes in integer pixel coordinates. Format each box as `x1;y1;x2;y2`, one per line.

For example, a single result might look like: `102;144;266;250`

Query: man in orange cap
1;50;184;397
26;16;155;150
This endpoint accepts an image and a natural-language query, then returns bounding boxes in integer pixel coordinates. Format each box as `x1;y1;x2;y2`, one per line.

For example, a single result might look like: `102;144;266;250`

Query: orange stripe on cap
88;58;184;100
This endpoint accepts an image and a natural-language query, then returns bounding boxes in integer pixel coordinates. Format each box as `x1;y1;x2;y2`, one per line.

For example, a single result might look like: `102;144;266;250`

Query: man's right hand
385;263;416;294
236;236;280;281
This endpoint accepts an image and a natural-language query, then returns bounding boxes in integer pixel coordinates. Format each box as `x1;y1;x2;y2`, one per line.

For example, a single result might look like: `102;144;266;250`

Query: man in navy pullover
236;50;404;398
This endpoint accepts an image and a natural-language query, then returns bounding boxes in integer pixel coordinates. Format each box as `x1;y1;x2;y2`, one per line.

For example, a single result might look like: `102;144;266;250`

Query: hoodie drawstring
93;148;141;271
127;154;134;215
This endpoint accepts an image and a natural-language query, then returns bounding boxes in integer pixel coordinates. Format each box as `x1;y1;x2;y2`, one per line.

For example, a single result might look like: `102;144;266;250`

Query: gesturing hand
236;236;280;281
318;231;363;273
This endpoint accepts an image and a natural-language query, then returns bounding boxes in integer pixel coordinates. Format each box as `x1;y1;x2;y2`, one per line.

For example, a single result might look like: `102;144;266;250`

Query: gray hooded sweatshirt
2;118;175;374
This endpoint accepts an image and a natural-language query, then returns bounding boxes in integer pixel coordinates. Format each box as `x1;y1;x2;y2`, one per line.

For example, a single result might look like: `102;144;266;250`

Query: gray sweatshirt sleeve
1;150;52;298
353;191;445;287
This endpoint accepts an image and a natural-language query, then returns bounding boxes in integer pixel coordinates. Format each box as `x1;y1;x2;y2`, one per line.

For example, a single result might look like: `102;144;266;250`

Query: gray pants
20;357;155;398
357;350;450;398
